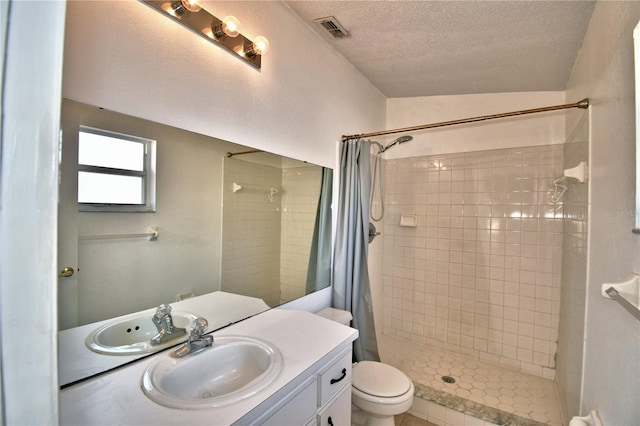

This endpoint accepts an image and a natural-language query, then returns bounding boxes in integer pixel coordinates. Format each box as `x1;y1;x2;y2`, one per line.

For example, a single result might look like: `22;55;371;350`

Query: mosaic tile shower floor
380;337;563;425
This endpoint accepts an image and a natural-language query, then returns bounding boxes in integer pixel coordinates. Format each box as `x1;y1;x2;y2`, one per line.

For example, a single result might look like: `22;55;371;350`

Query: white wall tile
381;145;563;377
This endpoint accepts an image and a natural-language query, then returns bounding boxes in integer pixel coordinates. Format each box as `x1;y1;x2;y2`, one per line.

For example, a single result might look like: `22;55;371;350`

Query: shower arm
341;98;589;141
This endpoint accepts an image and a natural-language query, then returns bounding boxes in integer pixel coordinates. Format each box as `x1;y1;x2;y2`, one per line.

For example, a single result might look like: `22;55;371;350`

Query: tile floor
380;336;563;425
396;413;439;426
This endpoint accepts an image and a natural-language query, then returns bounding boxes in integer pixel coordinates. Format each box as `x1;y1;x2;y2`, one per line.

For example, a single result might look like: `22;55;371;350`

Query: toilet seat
352;361;412;398
352;383;415;407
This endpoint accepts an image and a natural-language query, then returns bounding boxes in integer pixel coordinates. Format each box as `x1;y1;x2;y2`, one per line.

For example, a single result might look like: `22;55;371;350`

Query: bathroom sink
85;311;199;355
141;335;283;409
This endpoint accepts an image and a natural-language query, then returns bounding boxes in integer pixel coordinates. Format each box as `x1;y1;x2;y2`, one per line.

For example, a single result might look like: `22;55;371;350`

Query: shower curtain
332;138;380;362
306;167;333;294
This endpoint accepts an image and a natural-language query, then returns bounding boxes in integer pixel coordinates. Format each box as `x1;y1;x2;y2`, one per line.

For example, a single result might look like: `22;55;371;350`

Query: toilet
317;308;415;426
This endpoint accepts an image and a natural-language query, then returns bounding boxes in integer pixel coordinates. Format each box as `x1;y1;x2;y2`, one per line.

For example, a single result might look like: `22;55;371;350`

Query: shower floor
379;336;563;426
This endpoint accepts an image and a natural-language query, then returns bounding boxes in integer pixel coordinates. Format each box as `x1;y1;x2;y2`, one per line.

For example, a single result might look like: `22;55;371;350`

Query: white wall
63;1;385;169
1;1;66;424
384;92;566;159
565;2;640;424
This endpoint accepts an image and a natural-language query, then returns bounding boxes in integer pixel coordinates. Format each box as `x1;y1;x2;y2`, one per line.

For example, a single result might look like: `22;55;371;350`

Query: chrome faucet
151;304;187;345
172;317;213;358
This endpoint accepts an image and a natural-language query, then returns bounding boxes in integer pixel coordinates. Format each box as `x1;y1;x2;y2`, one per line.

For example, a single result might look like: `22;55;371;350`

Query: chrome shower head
382;135;413;152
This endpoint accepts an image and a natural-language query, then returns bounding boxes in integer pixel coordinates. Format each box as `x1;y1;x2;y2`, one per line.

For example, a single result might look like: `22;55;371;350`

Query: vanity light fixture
143;1;269;69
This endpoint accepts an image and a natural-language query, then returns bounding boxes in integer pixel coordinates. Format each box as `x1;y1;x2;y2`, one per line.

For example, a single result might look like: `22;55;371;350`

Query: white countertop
59;309;358;425
59;291;271;386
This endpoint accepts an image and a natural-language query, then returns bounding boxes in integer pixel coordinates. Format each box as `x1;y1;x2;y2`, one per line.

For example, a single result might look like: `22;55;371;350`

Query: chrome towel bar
79;226;159;241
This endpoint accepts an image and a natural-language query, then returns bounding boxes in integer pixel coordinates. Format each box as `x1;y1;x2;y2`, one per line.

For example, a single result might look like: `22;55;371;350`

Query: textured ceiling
285;1;596;98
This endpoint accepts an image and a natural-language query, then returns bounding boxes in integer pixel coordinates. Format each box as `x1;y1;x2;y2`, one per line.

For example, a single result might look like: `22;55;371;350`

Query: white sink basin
85;311;199;355
141;335;283;409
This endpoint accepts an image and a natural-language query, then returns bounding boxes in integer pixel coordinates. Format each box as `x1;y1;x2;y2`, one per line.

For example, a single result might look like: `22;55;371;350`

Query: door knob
59;267;75;278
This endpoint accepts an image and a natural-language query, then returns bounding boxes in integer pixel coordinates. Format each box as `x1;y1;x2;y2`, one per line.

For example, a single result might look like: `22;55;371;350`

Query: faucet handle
190;317;208;337
155;304;172;318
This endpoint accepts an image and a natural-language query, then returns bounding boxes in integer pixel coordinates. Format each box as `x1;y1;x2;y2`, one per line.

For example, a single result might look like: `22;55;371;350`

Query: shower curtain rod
226;149;263;157
341;98;590;141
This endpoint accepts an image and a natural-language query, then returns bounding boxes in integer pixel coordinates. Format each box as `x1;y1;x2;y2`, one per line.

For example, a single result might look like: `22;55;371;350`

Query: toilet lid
352;361;412;397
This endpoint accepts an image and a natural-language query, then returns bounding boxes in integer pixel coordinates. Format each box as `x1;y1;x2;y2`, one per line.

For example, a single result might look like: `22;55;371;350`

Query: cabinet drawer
318;351;352;406
317;386;351;426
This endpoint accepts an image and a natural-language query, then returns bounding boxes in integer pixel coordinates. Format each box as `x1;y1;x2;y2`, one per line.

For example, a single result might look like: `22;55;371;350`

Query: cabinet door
317;386;351;426
260;380;317;426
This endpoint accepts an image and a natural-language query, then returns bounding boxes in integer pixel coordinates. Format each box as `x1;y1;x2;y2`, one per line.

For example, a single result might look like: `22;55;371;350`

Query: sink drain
441;375;456;384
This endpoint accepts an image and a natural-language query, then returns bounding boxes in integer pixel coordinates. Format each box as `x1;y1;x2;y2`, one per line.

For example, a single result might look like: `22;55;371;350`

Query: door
58;105;80;330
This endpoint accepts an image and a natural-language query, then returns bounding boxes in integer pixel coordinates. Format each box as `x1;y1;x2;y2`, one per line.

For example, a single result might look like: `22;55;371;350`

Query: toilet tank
316;307;352;326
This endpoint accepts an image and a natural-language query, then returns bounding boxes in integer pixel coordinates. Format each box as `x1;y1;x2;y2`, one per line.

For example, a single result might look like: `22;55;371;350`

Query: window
78;126;156;212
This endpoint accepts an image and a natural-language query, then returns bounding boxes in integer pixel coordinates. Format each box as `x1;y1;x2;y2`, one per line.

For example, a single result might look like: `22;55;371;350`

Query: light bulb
247;36;270;56
221;16;241;37
180;0;202;12
171;0;202;15
212;16;241;38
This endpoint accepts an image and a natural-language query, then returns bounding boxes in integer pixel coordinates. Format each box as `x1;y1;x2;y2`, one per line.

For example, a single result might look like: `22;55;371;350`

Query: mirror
58;99;332;385
634;21;640;233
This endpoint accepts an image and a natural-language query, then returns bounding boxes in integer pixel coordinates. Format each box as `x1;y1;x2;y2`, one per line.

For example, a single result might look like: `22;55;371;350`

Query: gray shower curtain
332;138;380;362
306;167;333;294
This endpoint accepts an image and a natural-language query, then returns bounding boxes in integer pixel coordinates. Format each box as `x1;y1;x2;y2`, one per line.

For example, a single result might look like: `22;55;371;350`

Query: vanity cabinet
59;310;358;426
251;348;353;426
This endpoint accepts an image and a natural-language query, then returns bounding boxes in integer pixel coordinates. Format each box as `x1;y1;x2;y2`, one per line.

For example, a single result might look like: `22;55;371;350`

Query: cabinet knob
327;416;334;426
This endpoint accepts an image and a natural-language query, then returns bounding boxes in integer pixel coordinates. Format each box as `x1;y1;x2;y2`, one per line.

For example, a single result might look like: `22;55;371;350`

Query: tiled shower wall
222;159;320;307
280;166;321;304
380;144;564;378
556;114;589;418
222;158;282;307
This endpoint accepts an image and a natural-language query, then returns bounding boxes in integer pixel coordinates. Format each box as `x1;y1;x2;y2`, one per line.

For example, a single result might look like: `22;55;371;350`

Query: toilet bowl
351;360;414;426
316;308;415;426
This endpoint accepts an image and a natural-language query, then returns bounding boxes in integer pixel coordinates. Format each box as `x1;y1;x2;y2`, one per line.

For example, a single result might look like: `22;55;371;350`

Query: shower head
382;135;413;152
